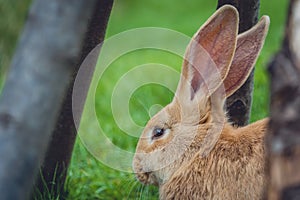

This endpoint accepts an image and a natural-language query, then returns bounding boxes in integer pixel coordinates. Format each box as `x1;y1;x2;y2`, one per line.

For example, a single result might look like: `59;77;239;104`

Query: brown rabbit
133;5;270;200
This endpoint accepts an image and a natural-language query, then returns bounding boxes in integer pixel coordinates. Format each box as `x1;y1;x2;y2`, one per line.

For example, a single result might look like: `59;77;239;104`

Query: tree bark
0;0;103;199
217;0;260;126
33;0;113;198
267;0;300;199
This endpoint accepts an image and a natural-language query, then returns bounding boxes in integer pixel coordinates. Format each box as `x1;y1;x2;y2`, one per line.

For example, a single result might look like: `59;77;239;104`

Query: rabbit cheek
148;173;159;185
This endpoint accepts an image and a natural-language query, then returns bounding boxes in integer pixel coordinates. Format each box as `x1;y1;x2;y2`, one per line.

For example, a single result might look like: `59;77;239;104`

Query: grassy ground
0;0;288;199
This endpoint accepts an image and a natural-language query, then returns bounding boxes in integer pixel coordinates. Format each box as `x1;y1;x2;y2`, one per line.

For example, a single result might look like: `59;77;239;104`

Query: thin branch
217;0;260;126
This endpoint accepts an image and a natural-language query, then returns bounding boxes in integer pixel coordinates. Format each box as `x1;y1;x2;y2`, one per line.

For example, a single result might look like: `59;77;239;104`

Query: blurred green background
0;0;288;199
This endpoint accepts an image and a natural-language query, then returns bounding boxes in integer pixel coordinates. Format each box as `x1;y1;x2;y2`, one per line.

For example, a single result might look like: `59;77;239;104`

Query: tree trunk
217;0;260;126
0;0;103;199
267;0;300;199
33;0;113;198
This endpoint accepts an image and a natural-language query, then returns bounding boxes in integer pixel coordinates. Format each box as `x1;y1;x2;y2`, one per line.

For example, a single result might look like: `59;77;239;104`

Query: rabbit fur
133;5;270;200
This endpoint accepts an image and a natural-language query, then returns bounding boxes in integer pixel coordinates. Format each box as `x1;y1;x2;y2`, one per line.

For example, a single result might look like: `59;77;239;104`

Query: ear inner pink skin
180;6;239;100
224;16;270;97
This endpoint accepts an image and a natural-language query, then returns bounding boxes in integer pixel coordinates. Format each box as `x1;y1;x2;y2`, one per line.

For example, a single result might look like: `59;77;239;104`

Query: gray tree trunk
0;0;104;199
217;0;260;126
267;0;300;199
33;0;114;198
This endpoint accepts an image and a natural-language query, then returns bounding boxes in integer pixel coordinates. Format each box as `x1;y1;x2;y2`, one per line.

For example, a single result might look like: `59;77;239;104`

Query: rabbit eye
152;127;165;140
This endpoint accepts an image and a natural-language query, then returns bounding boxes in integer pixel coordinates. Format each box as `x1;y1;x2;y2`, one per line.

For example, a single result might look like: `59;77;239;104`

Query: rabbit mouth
135;171;159;186
135;172;150;184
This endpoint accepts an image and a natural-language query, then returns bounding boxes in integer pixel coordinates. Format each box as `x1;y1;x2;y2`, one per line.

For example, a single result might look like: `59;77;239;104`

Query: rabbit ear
224;16;270;97
175;5;238;103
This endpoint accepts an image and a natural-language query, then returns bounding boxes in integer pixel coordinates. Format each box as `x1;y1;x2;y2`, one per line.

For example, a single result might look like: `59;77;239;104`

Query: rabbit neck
160;118;268;200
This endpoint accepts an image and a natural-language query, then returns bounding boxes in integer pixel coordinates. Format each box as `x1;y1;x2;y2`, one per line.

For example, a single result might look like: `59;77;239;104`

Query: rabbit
133;5;270;200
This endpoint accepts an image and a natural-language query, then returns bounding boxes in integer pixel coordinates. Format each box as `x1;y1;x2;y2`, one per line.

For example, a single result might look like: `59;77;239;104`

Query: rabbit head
133;5;269;188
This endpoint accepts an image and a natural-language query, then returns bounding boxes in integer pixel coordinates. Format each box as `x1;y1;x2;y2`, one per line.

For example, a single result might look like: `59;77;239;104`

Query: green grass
0;0;288;199
0;0;32;90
